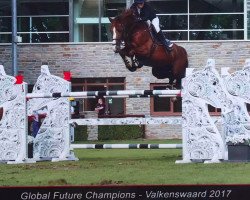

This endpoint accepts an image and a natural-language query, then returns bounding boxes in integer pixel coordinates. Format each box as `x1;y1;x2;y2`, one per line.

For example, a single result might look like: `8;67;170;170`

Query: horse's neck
123;21;154;57
123;19;138;32
124;21;149;37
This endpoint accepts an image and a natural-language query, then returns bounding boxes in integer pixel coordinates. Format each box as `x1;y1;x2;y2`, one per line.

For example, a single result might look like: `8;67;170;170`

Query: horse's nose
113;45;120;53
113;45;117;53
112;40;118;52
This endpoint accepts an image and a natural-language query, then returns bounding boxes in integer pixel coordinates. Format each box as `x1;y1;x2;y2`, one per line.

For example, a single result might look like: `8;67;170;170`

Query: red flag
63;71;71;81
15;75;23;84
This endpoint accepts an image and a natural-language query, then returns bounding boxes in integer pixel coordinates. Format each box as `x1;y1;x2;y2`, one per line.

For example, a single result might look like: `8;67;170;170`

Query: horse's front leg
131;56;143;69
119;49;137;72
127;47;144;69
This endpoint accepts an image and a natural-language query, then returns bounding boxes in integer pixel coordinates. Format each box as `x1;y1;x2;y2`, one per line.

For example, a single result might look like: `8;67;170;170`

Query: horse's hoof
126;66;137;72
128;67;137;72
137;63;143;68
132;61;143;69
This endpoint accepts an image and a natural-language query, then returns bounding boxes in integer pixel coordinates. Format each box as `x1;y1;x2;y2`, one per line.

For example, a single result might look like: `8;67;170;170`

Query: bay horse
109;9;188;89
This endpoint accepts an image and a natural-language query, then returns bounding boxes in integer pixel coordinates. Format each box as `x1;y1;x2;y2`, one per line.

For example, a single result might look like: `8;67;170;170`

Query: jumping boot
157;30;173;52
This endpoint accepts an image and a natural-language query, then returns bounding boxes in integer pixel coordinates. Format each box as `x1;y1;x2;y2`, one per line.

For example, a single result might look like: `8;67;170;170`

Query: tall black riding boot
157;30;173;52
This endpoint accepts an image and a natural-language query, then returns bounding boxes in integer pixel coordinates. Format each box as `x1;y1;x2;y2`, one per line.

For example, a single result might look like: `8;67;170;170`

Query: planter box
228;145;250;161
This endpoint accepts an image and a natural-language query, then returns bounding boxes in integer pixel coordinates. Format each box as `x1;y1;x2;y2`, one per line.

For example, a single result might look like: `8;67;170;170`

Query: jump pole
66;94;178;99
26;89;181;99
71;144;182;149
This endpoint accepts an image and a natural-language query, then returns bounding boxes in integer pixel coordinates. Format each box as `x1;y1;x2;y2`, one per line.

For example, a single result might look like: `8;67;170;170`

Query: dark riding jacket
130;3;157;21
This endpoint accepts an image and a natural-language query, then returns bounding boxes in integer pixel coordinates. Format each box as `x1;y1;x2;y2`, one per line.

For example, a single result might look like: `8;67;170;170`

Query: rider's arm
144;3;157;21
130;3;140;19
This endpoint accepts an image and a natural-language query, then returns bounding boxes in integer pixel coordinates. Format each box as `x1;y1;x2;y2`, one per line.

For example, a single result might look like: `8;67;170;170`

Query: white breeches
152;17;160;33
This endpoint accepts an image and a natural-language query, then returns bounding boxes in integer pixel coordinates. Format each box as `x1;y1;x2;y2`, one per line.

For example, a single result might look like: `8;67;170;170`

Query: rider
130;0;173;52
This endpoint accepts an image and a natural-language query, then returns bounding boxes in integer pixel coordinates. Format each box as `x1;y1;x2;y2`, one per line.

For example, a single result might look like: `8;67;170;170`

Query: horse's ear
109;17;114;22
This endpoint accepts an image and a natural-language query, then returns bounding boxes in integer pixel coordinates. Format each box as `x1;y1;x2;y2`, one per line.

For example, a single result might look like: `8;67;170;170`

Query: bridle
111;12;142;53
111;22;125;53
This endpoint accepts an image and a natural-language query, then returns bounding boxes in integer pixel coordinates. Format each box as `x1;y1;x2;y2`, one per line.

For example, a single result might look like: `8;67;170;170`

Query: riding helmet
134;0;145;4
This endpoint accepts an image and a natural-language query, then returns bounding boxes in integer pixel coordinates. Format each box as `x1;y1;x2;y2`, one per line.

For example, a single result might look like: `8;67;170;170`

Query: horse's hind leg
165;70;177;89
172;62;187;89
174;67;187;89
175;78;182;89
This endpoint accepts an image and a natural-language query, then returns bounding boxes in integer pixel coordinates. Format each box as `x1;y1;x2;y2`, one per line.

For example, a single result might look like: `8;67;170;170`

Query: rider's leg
152;17;173;52
157;30;173;51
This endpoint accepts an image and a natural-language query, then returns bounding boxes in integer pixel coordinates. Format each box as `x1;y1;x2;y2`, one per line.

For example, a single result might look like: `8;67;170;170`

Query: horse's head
109;16;124;53
109;9;136;53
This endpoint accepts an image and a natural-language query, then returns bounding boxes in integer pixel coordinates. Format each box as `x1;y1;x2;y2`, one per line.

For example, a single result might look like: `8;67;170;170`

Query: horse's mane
122;9;134;17
117;9;136;24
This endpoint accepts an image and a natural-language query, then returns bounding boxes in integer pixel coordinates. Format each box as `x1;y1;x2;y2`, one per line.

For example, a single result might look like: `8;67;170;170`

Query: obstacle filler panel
0;65;27;164
27;65;78;162
221;60;250;161
178;60;228;163
222;62;250;143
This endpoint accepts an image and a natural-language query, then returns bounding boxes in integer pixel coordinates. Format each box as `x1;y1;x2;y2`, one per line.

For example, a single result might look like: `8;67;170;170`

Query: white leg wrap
152;17;160;33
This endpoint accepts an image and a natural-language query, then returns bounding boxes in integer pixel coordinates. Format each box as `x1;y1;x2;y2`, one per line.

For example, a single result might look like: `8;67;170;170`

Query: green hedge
74;126;88;141
98;125;144;140
74;125;144;141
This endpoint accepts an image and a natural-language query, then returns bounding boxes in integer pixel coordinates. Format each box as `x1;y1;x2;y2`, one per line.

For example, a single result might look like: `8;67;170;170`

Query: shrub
74;126;88;141
98;125;144;140
74;125;144;141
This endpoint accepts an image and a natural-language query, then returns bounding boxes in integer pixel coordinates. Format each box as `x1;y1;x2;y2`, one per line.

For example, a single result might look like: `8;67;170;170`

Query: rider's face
137;3;144;9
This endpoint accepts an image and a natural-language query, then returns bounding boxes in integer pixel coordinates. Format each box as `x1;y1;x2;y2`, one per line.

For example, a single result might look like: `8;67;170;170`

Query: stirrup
165;44;173;52
165;40;173;52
